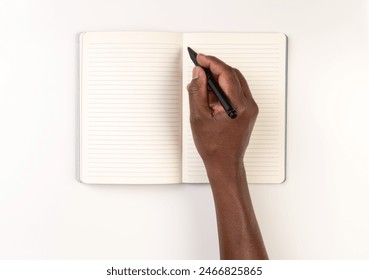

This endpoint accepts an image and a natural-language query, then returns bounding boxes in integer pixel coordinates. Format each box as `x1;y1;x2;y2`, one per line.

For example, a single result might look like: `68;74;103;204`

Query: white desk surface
0;0;368;259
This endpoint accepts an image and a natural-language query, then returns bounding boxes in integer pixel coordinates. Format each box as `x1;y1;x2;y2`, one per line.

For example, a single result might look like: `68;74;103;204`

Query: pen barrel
207;74;237;119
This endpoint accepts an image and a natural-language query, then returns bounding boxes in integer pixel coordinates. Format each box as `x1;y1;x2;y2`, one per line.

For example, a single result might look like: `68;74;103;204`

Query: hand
186;54;258;168
187;54;267;260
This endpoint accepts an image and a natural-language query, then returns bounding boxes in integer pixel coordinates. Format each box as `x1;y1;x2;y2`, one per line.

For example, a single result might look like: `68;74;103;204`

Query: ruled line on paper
181;35;285;183
81;33;182;183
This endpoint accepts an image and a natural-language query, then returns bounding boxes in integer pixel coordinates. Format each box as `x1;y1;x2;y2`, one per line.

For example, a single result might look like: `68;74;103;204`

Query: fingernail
192;67;199;80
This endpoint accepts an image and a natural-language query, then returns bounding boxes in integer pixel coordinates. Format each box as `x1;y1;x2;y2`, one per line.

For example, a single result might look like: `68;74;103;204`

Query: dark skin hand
187;54;268;260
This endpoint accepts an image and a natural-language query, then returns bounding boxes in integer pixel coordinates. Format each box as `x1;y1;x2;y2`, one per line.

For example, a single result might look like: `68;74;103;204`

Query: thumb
186;66;210;118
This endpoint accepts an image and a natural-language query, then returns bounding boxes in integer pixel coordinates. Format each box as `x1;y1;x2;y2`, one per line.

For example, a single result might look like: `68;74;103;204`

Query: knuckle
232;67;240;74
223;65;234;75
233;68;245;80
238;100;259;118
250;100;259;114
187;82;200;95
254;102;259;116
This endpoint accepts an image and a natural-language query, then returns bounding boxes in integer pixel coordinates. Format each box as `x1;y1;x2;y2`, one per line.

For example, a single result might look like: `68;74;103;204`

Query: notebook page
80;32;182;184
182;33;286;184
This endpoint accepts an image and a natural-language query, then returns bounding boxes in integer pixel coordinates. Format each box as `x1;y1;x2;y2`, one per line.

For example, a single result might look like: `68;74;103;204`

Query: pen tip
187;46;197;56
187;46;200;66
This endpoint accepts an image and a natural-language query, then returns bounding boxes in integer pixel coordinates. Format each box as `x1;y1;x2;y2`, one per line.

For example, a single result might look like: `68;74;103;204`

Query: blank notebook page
80;32;182;184
182;33;286;184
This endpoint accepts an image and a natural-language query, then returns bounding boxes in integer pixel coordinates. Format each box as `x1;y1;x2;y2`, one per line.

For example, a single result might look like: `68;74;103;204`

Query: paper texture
80;32;286;184
80;32;182;184
182;33;286;183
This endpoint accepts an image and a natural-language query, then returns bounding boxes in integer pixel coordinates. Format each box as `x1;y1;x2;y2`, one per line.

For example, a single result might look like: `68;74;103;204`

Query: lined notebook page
80;32;182;184
182;33;286;184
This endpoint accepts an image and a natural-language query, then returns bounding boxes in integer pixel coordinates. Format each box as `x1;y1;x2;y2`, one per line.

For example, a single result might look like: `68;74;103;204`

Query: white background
0;0;368;259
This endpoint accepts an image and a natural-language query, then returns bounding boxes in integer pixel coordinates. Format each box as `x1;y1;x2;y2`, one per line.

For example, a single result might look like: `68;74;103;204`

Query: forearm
187;53;266;259
205;161;268;260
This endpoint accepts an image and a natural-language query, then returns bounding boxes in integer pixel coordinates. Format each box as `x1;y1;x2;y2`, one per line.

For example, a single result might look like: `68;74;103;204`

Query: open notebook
79;32;287;184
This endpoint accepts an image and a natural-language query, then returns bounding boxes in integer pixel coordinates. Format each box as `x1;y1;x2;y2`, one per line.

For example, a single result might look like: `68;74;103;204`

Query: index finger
197;54;233;78
196;53;244;107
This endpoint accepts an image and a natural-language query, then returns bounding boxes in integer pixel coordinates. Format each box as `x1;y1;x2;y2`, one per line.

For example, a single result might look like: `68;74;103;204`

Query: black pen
187;47;237;119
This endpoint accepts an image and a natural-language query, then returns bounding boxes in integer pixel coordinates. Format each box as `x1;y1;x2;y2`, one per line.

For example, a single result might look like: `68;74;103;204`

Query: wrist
204;158;251;216
204;158;244;178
